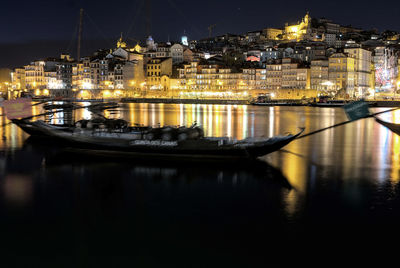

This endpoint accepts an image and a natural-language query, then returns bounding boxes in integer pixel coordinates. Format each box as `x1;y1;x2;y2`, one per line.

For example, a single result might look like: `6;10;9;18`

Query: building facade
328;52;355;96
344;47;372;96
310;59;329;92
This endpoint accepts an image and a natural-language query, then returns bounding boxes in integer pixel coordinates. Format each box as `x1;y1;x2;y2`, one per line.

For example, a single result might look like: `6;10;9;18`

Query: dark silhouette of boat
43;103;78;110
11;119;73;136
12;118;304;160
375;117;400;135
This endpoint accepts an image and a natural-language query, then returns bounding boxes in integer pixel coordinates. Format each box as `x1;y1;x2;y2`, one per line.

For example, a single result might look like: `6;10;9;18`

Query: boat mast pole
77;8;84;62
146;0;151;36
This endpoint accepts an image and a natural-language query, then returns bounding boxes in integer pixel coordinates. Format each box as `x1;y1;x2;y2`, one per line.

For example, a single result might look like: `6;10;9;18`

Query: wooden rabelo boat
12;118;304;160
11;119;73;136
375;117;400;135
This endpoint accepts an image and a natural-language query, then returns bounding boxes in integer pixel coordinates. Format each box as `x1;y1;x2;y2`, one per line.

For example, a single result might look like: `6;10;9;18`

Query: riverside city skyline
1;9;400;101
2;1;400;267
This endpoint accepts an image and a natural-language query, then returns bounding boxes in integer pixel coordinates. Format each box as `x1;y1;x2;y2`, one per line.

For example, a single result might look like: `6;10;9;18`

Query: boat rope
84;12;114;48
166;0;203;37
125;0;145;39
0;103;101;128
66;12;80;57
296;107;400;140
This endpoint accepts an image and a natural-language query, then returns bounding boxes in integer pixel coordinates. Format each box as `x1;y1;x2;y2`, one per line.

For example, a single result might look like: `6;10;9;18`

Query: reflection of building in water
45;109;74;125
124;103;251;139
0;108;28;149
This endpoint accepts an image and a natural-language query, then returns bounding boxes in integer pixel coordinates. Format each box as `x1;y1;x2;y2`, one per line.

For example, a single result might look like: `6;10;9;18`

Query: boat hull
375;117;400;135
23;121;304;160
11;119;71;137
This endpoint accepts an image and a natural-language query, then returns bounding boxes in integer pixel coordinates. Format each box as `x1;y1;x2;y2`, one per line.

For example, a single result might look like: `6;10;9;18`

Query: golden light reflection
129;103;135;125
3;174;33;205
207;105;212;136
390;110;400;183
227;105;232;138
3;103;400;220
179;103;184;126
391;134;400;183
119;103;253;138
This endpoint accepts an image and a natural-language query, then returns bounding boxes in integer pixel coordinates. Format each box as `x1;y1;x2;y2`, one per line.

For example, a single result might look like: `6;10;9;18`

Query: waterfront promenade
27;96;400;107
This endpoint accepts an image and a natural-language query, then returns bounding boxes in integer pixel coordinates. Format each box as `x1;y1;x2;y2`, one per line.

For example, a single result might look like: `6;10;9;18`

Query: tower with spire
117;33;127;48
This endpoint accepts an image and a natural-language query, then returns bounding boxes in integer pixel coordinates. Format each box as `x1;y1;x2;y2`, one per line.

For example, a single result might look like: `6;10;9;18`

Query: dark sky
1;0;400;68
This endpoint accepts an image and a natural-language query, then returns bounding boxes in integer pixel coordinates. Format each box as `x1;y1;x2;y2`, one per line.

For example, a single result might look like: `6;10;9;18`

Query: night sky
1;0;399;68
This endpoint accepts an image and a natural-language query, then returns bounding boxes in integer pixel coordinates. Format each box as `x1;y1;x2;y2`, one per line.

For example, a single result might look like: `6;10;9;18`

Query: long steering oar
0;98;56;117
297;106;400;140
0;102;98;128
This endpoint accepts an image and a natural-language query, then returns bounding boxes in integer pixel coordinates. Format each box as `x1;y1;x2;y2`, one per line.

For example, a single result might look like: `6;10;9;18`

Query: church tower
117;33;127;48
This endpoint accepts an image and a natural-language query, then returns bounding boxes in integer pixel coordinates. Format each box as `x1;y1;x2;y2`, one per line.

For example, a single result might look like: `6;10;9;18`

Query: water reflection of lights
242;105;248;139
151;103;156;126
207;105;212;136
227;105;232;138
179;103;184;126
4;103;400;220
129;103;135;125
159;103;164;126
390;110;400;183
81;102;92;120
121;103;253;138
3;174;33;205
269;107;274;138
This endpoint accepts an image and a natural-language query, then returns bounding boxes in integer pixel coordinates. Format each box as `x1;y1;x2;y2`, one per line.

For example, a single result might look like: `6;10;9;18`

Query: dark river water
1;103;400;267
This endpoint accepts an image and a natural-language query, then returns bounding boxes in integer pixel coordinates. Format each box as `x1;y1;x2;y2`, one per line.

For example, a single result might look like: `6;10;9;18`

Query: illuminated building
56;54;75;97
373;46;398;91
245;30;262;43
183;48;194;62
24;61;46;90
156;43;171;58
175;62;267;99
241;68;267;92
281;58;311;89
310;59;329;92
177;62;242;97
262;28;283;40
44;70;57;90
398;58;400;90
116;34;127;48
11;68;25;90
110;60;136;90
72;63;84;90
328;52;355;97
325;22;340;34
0;69;11;97
324;33;337;47
181;35;188;46
23;55;75;96
89;59;102;89
264;47;282;60
339;25;363;35
82;57;92;88
146;57;173;92
266;58;315;98
266;61;282;90
113;46;145;86
170;43;185;64
344;48;372;96
132;43;145;54
146;36;156;51
283;13;312;41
